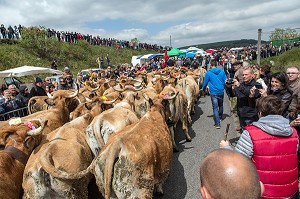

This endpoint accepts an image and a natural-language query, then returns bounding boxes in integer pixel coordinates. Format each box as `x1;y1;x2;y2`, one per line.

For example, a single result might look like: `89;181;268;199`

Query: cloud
0;0;299;47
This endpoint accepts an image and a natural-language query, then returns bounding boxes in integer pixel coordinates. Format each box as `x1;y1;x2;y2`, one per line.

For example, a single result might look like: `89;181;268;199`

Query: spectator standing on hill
201;60;227;129
106;54;110;66
50;60;58;70
7;25;14;39
30;77;47;97
0;24;6;38
200;149;263;199
220;96;299;199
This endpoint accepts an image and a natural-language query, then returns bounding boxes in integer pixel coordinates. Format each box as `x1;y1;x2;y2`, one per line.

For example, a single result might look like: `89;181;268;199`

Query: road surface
153;94;239;199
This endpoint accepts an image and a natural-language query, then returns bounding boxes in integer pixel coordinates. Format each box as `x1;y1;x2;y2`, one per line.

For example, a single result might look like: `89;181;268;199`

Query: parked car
1;76;23;88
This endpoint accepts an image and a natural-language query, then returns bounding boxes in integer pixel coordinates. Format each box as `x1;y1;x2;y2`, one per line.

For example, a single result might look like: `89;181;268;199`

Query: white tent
0;66;62;78
187;46;201;51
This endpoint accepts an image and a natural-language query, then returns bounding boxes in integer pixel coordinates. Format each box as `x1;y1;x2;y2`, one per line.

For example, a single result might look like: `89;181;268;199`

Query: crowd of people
198;51;300;197
0;23;164;51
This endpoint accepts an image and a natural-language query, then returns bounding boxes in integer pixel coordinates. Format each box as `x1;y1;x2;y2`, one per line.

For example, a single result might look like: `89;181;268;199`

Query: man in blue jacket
201;60;227;129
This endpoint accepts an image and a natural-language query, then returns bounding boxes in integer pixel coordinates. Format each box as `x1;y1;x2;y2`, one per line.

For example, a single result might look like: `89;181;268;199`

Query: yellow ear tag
101;96;108;101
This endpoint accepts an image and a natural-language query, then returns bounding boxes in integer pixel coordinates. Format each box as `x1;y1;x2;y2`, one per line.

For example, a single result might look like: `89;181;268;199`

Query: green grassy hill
260;47;300;72
0;27;157;76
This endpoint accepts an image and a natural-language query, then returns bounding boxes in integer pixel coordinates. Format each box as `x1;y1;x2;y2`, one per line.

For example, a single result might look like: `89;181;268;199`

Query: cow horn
90;85;100;91
162;91;178;100
66;83;79;98
27;119;47;136
134;85;143;91
84;96;92;103
113;85;125;92
47;92;54;99
162;76;169;81
102;97;118;104
133;79;142;83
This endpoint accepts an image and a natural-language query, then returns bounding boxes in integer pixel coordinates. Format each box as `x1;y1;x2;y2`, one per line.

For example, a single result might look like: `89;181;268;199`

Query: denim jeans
210;93;224;126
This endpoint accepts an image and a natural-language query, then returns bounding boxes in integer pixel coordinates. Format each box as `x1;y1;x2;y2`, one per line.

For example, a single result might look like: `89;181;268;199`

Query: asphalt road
153;94;239;199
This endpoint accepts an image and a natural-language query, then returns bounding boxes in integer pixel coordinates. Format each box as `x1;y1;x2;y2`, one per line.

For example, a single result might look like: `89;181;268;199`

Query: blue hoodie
202;67;226;94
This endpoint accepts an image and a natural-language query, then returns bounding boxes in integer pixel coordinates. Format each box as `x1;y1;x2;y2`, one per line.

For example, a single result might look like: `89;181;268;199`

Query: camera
226;78;234;85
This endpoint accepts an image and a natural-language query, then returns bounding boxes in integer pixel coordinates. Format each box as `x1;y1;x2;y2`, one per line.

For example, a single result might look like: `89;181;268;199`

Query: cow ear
118;93;124;99
101;103;106;111
103;83;110;90
45;98;55;106
89;93;95;99
24;136;33;149
148;98;154;107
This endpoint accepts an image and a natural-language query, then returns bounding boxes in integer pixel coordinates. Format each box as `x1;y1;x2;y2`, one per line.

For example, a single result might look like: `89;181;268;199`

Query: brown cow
0;119;46;199
176;75;200;124
85;96;139;156
28;85;80;114
34;97;173;199
160;84;192;151
22;110;100;199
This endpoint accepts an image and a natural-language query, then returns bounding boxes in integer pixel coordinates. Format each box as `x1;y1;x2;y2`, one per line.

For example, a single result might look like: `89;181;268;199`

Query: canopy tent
167;48;186;57
179;51;196;58
187;46;201;51
148;53;163;59
0;66;62;78
205;49;216;54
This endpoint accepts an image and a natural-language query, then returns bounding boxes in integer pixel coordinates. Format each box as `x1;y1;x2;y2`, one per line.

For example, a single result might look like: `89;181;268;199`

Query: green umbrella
167;48;186;56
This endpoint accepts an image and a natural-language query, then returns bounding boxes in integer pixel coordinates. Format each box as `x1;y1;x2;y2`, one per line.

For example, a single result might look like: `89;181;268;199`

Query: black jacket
268;88;292;116
233;79;261;117
30;86;47;97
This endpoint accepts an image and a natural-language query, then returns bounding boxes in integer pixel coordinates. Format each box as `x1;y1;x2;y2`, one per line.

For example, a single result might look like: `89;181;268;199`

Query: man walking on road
201;60;227;129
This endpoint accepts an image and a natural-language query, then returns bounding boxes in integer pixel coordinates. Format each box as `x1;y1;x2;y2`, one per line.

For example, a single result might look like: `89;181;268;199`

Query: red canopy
205;49;215;54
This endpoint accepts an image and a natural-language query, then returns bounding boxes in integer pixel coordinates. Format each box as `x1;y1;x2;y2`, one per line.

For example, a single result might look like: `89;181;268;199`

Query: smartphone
255;84;263;89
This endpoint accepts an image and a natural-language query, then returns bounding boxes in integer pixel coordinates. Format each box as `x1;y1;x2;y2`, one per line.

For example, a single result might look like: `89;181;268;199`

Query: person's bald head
200;149;261;199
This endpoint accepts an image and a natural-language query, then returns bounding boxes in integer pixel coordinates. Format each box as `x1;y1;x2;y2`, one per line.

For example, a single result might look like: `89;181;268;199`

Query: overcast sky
1;0;300;48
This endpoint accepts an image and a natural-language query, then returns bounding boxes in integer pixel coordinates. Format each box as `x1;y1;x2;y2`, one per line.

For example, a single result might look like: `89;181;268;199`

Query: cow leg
182;119;192;142
191;99;196;115
154;184;164;196
169;126;179;152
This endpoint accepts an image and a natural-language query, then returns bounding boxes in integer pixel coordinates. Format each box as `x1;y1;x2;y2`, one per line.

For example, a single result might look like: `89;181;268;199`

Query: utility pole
170;35;172;47
257;29;262;66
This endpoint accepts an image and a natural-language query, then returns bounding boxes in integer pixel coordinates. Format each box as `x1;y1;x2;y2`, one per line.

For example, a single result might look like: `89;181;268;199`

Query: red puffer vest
245;125;298;198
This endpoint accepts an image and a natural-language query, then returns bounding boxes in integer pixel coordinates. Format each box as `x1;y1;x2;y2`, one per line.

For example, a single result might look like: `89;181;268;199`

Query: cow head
0;119;47;155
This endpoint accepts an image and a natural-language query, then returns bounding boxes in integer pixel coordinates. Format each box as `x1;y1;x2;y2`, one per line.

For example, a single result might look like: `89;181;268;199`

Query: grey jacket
233;115;296;158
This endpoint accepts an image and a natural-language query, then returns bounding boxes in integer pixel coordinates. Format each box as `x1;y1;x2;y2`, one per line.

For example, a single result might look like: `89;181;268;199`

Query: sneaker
214;124;221;129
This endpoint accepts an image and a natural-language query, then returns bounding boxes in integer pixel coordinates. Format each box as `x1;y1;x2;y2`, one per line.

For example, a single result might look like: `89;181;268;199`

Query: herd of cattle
0;67;207;199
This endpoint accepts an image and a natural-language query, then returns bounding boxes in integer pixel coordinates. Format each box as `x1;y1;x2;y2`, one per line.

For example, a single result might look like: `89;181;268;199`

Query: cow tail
104;141;122;199
40;146;97;179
